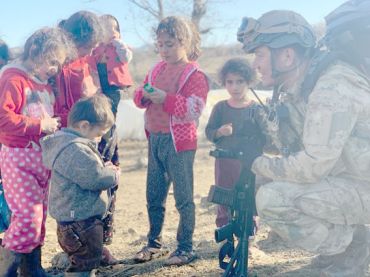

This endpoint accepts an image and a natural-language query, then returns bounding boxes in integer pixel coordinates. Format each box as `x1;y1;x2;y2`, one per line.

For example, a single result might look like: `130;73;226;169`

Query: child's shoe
0;245;22;276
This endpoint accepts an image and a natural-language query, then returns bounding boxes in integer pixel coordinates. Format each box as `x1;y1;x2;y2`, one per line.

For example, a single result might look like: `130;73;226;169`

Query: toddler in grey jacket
40;94;119;276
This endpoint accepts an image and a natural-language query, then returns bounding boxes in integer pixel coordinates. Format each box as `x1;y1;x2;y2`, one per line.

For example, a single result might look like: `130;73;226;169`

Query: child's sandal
134;246;168;263
164;250;196;266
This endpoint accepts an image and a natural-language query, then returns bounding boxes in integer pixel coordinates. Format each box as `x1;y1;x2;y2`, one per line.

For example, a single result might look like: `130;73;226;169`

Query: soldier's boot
312;248;346;269
320;225;370;277
19;246;48;277
0;245;22;277
311;254;340;269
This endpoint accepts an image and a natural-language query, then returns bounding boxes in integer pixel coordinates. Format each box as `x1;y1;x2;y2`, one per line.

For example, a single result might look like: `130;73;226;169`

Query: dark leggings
146;133;196;252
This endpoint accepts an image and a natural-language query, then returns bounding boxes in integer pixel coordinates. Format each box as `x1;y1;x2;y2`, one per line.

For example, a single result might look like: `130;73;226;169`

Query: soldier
237;11;316;156
238;2;370;276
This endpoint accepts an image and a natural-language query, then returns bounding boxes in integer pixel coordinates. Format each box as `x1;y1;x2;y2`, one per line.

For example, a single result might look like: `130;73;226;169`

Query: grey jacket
40;128;117;222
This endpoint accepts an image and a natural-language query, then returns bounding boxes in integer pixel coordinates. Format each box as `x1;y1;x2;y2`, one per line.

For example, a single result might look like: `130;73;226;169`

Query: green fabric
0;182;11;232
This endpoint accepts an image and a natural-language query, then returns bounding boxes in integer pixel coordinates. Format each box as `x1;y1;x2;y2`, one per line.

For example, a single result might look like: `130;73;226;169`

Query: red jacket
0;65;54;147
93;41;133;87
54;55;100;127
133;61;209;152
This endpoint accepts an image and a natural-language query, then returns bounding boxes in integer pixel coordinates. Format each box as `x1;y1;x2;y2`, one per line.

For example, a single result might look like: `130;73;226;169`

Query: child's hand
148;88;166;104
112;39;132;63
41;116;61;134
217;123;233;137
142;85;166;104
105;162;121;184
105;162;119;171
142;89;153;100
150;91;166;104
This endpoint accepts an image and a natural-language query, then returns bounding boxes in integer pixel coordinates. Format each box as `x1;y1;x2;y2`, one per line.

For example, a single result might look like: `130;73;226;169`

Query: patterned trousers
146;133;195;252
0;145;49;253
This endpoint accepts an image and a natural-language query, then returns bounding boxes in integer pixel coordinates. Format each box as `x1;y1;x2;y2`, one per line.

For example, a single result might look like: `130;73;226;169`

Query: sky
0;0;346;49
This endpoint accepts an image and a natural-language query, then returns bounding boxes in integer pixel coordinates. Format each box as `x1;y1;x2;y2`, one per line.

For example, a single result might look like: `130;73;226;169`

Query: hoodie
40;128;118;222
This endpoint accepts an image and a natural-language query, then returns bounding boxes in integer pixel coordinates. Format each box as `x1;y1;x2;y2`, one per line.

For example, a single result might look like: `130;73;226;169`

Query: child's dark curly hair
156;16;201;61
218;58;256;86
59;11;103;51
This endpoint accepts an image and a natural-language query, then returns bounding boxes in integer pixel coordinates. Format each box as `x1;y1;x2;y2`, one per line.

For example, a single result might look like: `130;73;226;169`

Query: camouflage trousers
256;176;370;255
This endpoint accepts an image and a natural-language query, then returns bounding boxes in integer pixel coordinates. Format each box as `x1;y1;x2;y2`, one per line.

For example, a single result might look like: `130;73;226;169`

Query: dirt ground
15;140;363;276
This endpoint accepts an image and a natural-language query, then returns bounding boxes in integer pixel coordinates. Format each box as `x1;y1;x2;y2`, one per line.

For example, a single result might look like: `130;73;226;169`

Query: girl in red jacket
0;27;76;276
54;10;103;127
133;16;209;266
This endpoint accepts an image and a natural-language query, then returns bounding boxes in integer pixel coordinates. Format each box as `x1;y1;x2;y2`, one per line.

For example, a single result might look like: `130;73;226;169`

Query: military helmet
237;10;316;53
325;0;370;37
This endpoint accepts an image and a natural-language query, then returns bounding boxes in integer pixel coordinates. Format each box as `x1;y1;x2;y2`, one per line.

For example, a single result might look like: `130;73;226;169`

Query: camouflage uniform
252;61;370;255
259;79;306;156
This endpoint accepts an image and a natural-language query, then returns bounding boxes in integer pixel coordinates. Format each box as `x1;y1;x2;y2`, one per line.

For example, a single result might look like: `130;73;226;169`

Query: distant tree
127;0;164;22
191;0;209;34
127;0;231;34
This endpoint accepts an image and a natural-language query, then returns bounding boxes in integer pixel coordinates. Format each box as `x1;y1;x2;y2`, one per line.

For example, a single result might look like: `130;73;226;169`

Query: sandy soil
4;140;364;276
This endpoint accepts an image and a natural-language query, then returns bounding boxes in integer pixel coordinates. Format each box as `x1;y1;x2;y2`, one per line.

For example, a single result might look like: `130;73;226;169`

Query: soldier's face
253;46;275;88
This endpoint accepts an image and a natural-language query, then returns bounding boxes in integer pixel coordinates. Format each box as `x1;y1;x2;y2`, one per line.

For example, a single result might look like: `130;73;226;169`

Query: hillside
129;44;249;90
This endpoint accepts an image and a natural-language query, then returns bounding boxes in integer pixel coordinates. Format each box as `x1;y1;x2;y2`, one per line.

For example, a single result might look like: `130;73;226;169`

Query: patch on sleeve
305;111;352;146
304;111;332;146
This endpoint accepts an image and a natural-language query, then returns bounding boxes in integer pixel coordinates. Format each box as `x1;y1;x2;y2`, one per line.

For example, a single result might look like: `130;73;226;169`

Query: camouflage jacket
252;61;370;183
259;80;306;156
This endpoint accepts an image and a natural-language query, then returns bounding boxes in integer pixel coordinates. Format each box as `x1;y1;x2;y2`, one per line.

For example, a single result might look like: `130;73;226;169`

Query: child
0;27;76;276
40;94;120;276
94;14;134;245
54;10;103;127
133;16;209;266
205;58;265;228
94;13;133;114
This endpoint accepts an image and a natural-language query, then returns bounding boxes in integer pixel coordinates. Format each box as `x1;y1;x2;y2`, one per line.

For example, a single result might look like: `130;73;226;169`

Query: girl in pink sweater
0;27;76;276
133;16;209;266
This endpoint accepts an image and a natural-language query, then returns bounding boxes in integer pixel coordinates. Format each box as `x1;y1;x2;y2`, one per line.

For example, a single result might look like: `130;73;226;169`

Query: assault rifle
99;125;120;245
208;148;256;277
